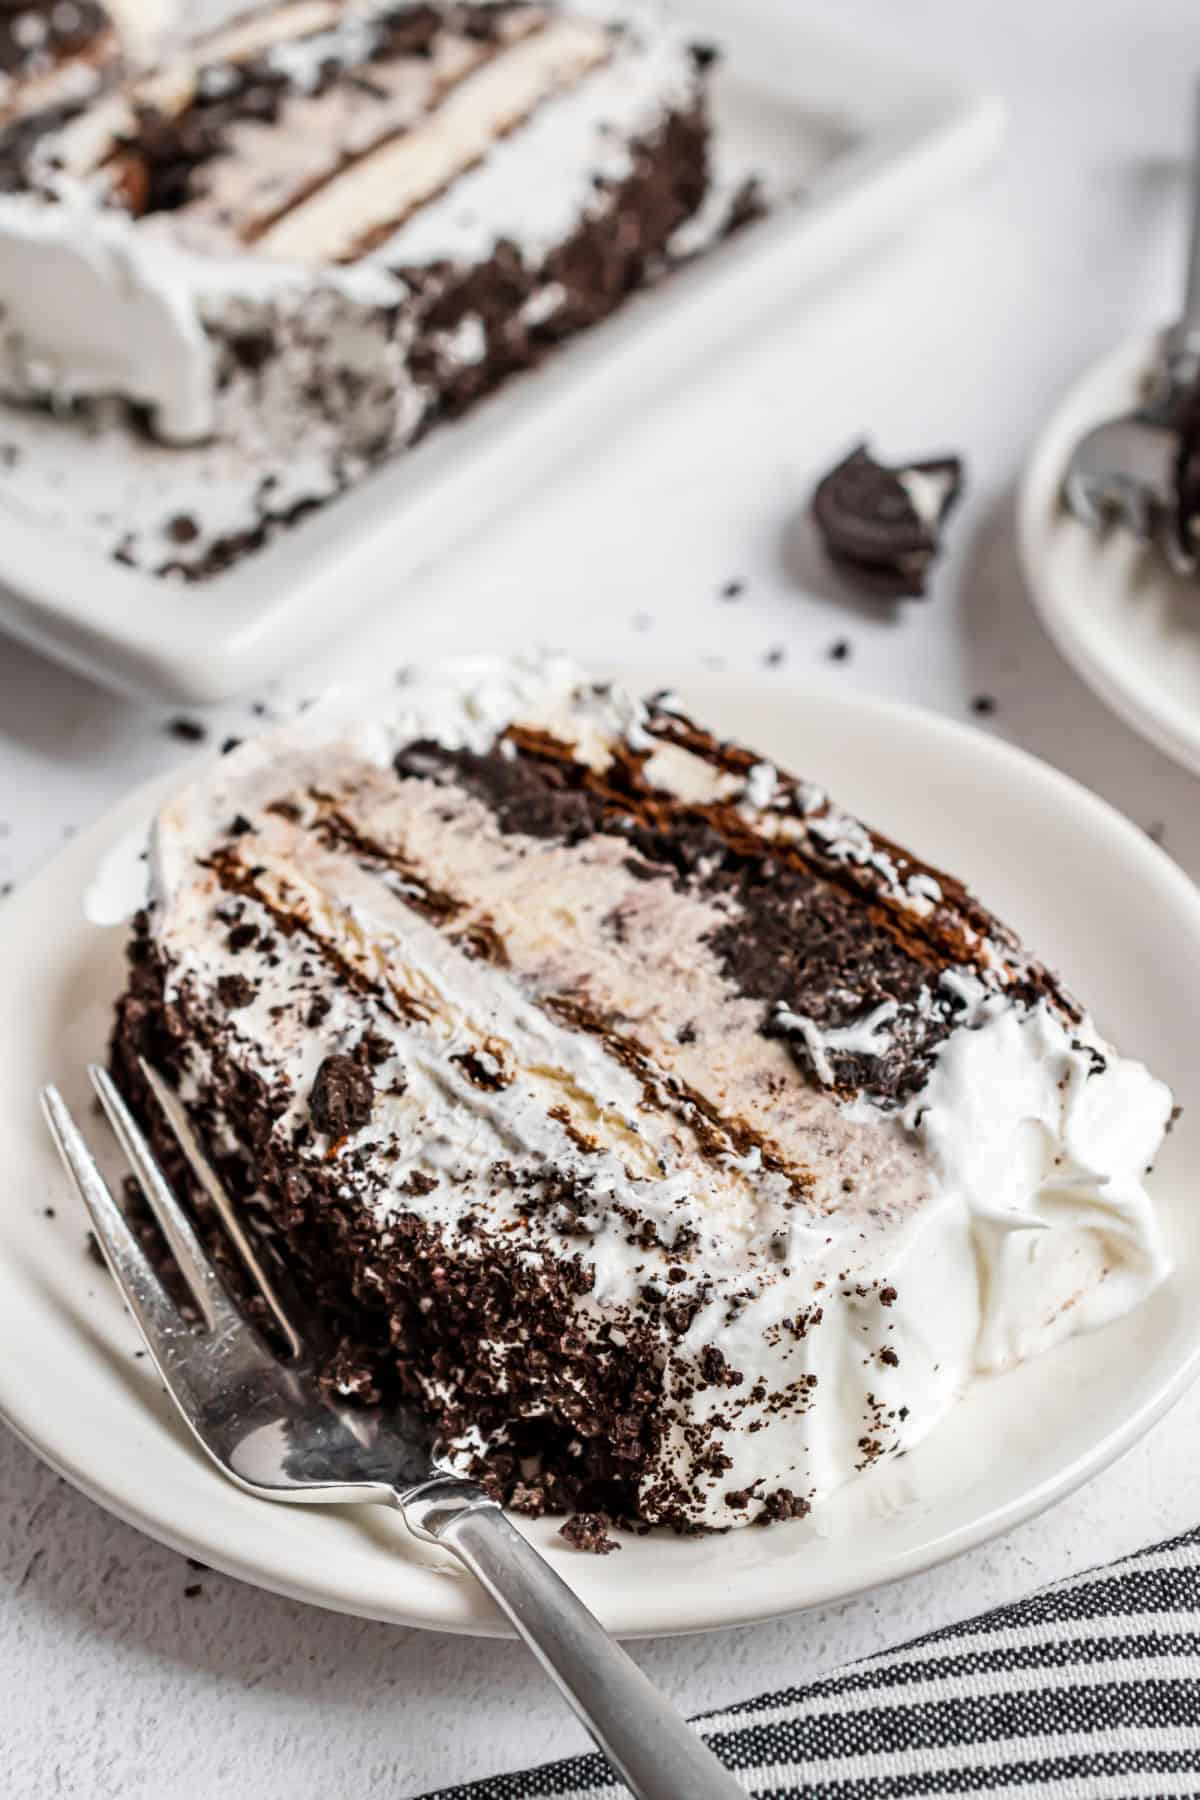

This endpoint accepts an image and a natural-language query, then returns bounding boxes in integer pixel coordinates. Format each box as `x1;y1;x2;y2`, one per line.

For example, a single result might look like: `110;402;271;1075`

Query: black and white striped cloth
424;1527;1200;1799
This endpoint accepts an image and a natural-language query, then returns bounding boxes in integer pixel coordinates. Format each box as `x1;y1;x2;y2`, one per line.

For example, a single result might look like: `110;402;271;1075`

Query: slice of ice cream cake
110;656;1173;1530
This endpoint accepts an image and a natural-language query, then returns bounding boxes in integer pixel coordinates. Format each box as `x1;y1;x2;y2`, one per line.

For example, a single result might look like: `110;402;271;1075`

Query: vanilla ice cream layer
124;656;1173;1530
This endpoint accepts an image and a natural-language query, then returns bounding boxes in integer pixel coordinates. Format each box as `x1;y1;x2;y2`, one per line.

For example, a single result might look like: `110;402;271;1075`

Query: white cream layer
255;15;612;262
135;655;1174;1528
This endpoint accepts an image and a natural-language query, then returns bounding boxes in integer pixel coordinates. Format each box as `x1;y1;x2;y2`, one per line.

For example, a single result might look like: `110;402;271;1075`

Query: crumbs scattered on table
167;514;200;545
166;717;208;744
183;1583;203;1598
720;579;744;600
764;645;786;667
0;882;11;898
723;174;769;236
827;639;851;662
187;1558;210;1572
970;695;996;717
221;736;243;755
42;1207;55;1219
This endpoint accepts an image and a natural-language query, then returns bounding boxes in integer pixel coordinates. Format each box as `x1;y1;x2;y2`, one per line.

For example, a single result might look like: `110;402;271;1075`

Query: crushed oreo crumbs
166;717;208;744
310;1053;374;1136
559;1513;620;1554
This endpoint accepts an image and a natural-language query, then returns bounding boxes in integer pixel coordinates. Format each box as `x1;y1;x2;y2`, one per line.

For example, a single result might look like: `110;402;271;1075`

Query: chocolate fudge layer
110;657;1172;1529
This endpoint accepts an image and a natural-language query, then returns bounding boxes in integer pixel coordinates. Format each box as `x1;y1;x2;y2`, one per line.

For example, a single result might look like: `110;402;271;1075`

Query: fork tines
40;1067;292;1394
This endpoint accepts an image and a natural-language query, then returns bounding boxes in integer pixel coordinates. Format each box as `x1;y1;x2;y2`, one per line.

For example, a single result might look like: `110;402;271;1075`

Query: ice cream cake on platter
109;656;1173;1531
0;0;730;576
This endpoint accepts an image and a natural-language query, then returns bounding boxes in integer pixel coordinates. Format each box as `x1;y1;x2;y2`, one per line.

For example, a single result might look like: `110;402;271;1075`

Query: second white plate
2;672;1198;1638
1021;331;1200;778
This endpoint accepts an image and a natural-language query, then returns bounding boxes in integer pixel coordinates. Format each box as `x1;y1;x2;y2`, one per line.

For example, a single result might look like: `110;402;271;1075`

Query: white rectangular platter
0;5;1003;702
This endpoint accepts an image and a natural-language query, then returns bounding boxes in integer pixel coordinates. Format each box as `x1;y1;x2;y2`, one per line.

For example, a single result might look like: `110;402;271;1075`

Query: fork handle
398;1478;744;1800
1165;80;1200;383
1181;82;1200;333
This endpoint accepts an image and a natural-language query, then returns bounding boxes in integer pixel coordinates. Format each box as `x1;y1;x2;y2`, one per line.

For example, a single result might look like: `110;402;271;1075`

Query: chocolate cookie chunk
215;972;256;1010
310;1053;374;1137
812;443;964;598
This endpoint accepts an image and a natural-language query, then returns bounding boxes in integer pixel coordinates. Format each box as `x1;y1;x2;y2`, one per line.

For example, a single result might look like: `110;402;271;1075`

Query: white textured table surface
5;4;1200;1796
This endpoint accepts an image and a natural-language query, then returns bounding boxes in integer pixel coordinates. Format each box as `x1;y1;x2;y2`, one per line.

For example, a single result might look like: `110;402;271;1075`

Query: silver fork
41;1065;744;1800
1063;82;1200;572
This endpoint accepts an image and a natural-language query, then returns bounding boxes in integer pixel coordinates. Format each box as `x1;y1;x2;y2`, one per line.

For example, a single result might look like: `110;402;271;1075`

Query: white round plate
1020;330;1200;776
2;674;1198;1639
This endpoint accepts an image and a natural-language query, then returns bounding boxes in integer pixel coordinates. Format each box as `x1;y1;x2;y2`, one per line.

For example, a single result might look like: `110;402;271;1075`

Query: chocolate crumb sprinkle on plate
559;1512;621;1554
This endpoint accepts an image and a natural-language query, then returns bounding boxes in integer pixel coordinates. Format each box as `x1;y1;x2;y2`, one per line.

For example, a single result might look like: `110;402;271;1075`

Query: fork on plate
1062;82;1200;570
41;1063;744;1800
